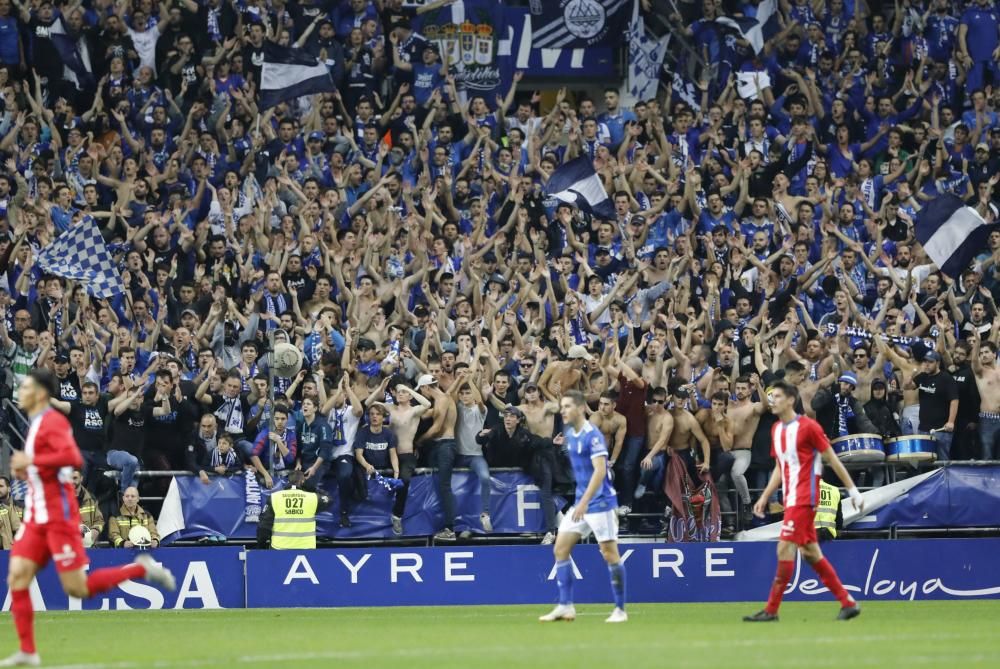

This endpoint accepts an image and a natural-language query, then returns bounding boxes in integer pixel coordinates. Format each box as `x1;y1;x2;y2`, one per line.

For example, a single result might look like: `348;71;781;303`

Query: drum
831;433;885;462
884;435;937;462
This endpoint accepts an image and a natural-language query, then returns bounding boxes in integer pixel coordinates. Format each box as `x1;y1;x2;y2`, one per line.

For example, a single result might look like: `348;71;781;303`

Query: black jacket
811;386;879;439
863;398;901;441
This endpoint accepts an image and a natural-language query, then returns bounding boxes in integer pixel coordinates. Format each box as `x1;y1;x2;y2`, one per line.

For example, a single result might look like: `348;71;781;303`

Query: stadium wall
2;539;999;610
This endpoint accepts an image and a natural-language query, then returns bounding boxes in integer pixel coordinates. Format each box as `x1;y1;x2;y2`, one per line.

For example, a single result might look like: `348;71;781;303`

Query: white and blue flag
546;156;616;219
36;219;124;298
49;16;93;90
625;0;669;105
715;0;780;54
529;0;630;49
915;194;999;279
259;42;336;110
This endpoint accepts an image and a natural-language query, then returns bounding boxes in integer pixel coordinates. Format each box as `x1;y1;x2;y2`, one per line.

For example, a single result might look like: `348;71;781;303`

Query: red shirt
770;415;829;508
616;374;647;437
23;409;84;525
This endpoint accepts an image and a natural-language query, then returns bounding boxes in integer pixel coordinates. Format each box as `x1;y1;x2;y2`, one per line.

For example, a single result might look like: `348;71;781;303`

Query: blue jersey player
539;390;627;623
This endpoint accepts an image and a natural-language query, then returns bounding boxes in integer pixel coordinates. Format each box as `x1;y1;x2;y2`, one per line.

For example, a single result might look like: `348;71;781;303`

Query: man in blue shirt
539;390;627;624
597;89;636;149
958;0;1000;93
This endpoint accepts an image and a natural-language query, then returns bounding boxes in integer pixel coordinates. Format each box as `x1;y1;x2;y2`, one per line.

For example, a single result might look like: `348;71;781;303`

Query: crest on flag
530;0;629;49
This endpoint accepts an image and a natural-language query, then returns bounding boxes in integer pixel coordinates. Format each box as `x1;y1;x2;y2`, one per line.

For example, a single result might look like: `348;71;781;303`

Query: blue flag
35;219;124;298
259;42;336;110
915;194;999;279
545;156;616;220
529;0;630;49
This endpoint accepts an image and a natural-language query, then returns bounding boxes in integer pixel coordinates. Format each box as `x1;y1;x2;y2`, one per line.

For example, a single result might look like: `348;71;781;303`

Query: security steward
815;480;844;542
257;470;332;549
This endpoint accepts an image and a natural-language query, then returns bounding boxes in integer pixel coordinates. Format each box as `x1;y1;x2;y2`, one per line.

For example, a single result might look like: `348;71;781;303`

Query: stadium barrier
2;539;999;611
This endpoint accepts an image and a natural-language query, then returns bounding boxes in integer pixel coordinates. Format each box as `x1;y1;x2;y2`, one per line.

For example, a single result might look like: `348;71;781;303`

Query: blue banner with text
163;471;560;543
4;540;998;612
245;539;1000;608
0;548;245;611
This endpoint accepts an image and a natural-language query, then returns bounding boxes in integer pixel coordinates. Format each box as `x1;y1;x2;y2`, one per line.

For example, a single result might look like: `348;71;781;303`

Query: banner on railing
245;539;1000;607
2;540;998;611
158;471;562;544
0;548;244;611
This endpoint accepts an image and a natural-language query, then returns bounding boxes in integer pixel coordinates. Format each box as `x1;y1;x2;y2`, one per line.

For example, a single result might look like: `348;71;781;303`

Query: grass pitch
8;601;999;668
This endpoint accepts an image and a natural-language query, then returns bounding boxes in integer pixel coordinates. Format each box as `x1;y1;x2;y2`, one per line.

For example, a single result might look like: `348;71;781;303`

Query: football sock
555;560;574;606
86;564;147;597
608;562;626;610
811;558;855;608
10;588;35;654
765;560;795;615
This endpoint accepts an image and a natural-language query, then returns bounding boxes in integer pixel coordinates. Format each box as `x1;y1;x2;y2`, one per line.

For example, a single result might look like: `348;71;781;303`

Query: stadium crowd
0;0;998;543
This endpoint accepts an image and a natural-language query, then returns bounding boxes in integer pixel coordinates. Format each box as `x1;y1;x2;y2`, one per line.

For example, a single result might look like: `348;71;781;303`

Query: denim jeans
426;439;458;529
455;454;491;514
106;450;139;494
637;452;666;495
328;457;352;513
980;414;1000;460
920;429;953;461
616;435;645;507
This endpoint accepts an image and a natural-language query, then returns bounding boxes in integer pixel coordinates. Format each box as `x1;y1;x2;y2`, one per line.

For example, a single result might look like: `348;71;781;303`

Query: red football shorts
11;521;90;573
778;505;818;545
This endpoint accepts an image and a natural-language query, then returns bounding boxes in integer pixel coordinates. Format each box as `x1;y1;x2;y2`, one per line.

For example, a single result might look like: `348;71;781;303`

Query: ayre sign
2;540;998;611
246;540;1000;608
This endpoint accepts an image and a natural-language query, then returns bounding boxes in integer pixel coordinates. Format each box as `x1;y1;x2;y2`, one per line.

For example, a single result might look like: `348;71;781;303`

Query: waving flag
915;194;1000;279
529;0;630;49
259;42;336;110
36;219;124;298
545;156;616;219
625;0;669;105
49;16;93;90
715;0;780;54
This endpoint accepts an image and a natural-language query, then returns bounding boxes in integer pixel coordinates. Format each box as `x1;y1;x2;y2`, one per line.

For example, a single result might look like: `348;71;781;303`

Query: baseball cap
523;381;539;392
567;345;594;361
355;337;376;351
871;378;886;388
415;373;437;389
838;372;858;387
667;378;689;399
595;246;611;256
308;131;325;142
716;319;735;332
55;351;70;364
181;308;199;318
503;404;524;419
976;142;990;152
923;351;941;362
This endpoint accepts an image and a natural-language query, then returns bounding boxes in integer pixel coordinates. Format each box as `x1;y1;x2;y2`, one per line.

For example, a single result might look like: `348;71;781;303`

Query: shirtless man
415;374;460;540
590;390;627;471
537;345;591;401
667;379;712;482
832;339;885;405
785;336;835;415
873;334;921;434
635;386;674;500
641;339;671;388
519;382;561;439
725;374;765;507
387;382;432;535
970;332;1000;459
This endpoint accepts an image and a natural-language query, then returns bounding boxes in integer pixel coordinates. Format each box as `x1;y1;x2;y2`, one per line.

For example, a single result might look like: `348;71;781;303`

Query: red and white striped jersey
770;415;830;508
23;409;84;525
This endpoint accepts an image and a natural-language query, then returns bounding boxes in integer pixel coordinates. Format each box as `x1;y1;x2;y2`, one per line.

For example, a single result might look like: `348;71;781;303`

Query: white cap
567;345;594;361
415;373;437;389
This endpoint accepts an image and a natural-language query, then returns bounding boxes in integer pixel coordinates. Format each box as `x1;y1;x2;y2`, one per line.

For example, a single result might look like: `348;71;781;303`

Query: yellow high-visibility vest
270;488;318;550
815;481;841;538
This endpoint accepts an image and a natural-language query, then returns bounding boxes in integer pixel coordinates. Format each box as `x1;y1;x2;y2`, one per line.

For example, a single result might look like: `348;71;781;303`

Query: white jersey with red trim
23;409;84;526
770;415;830;508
